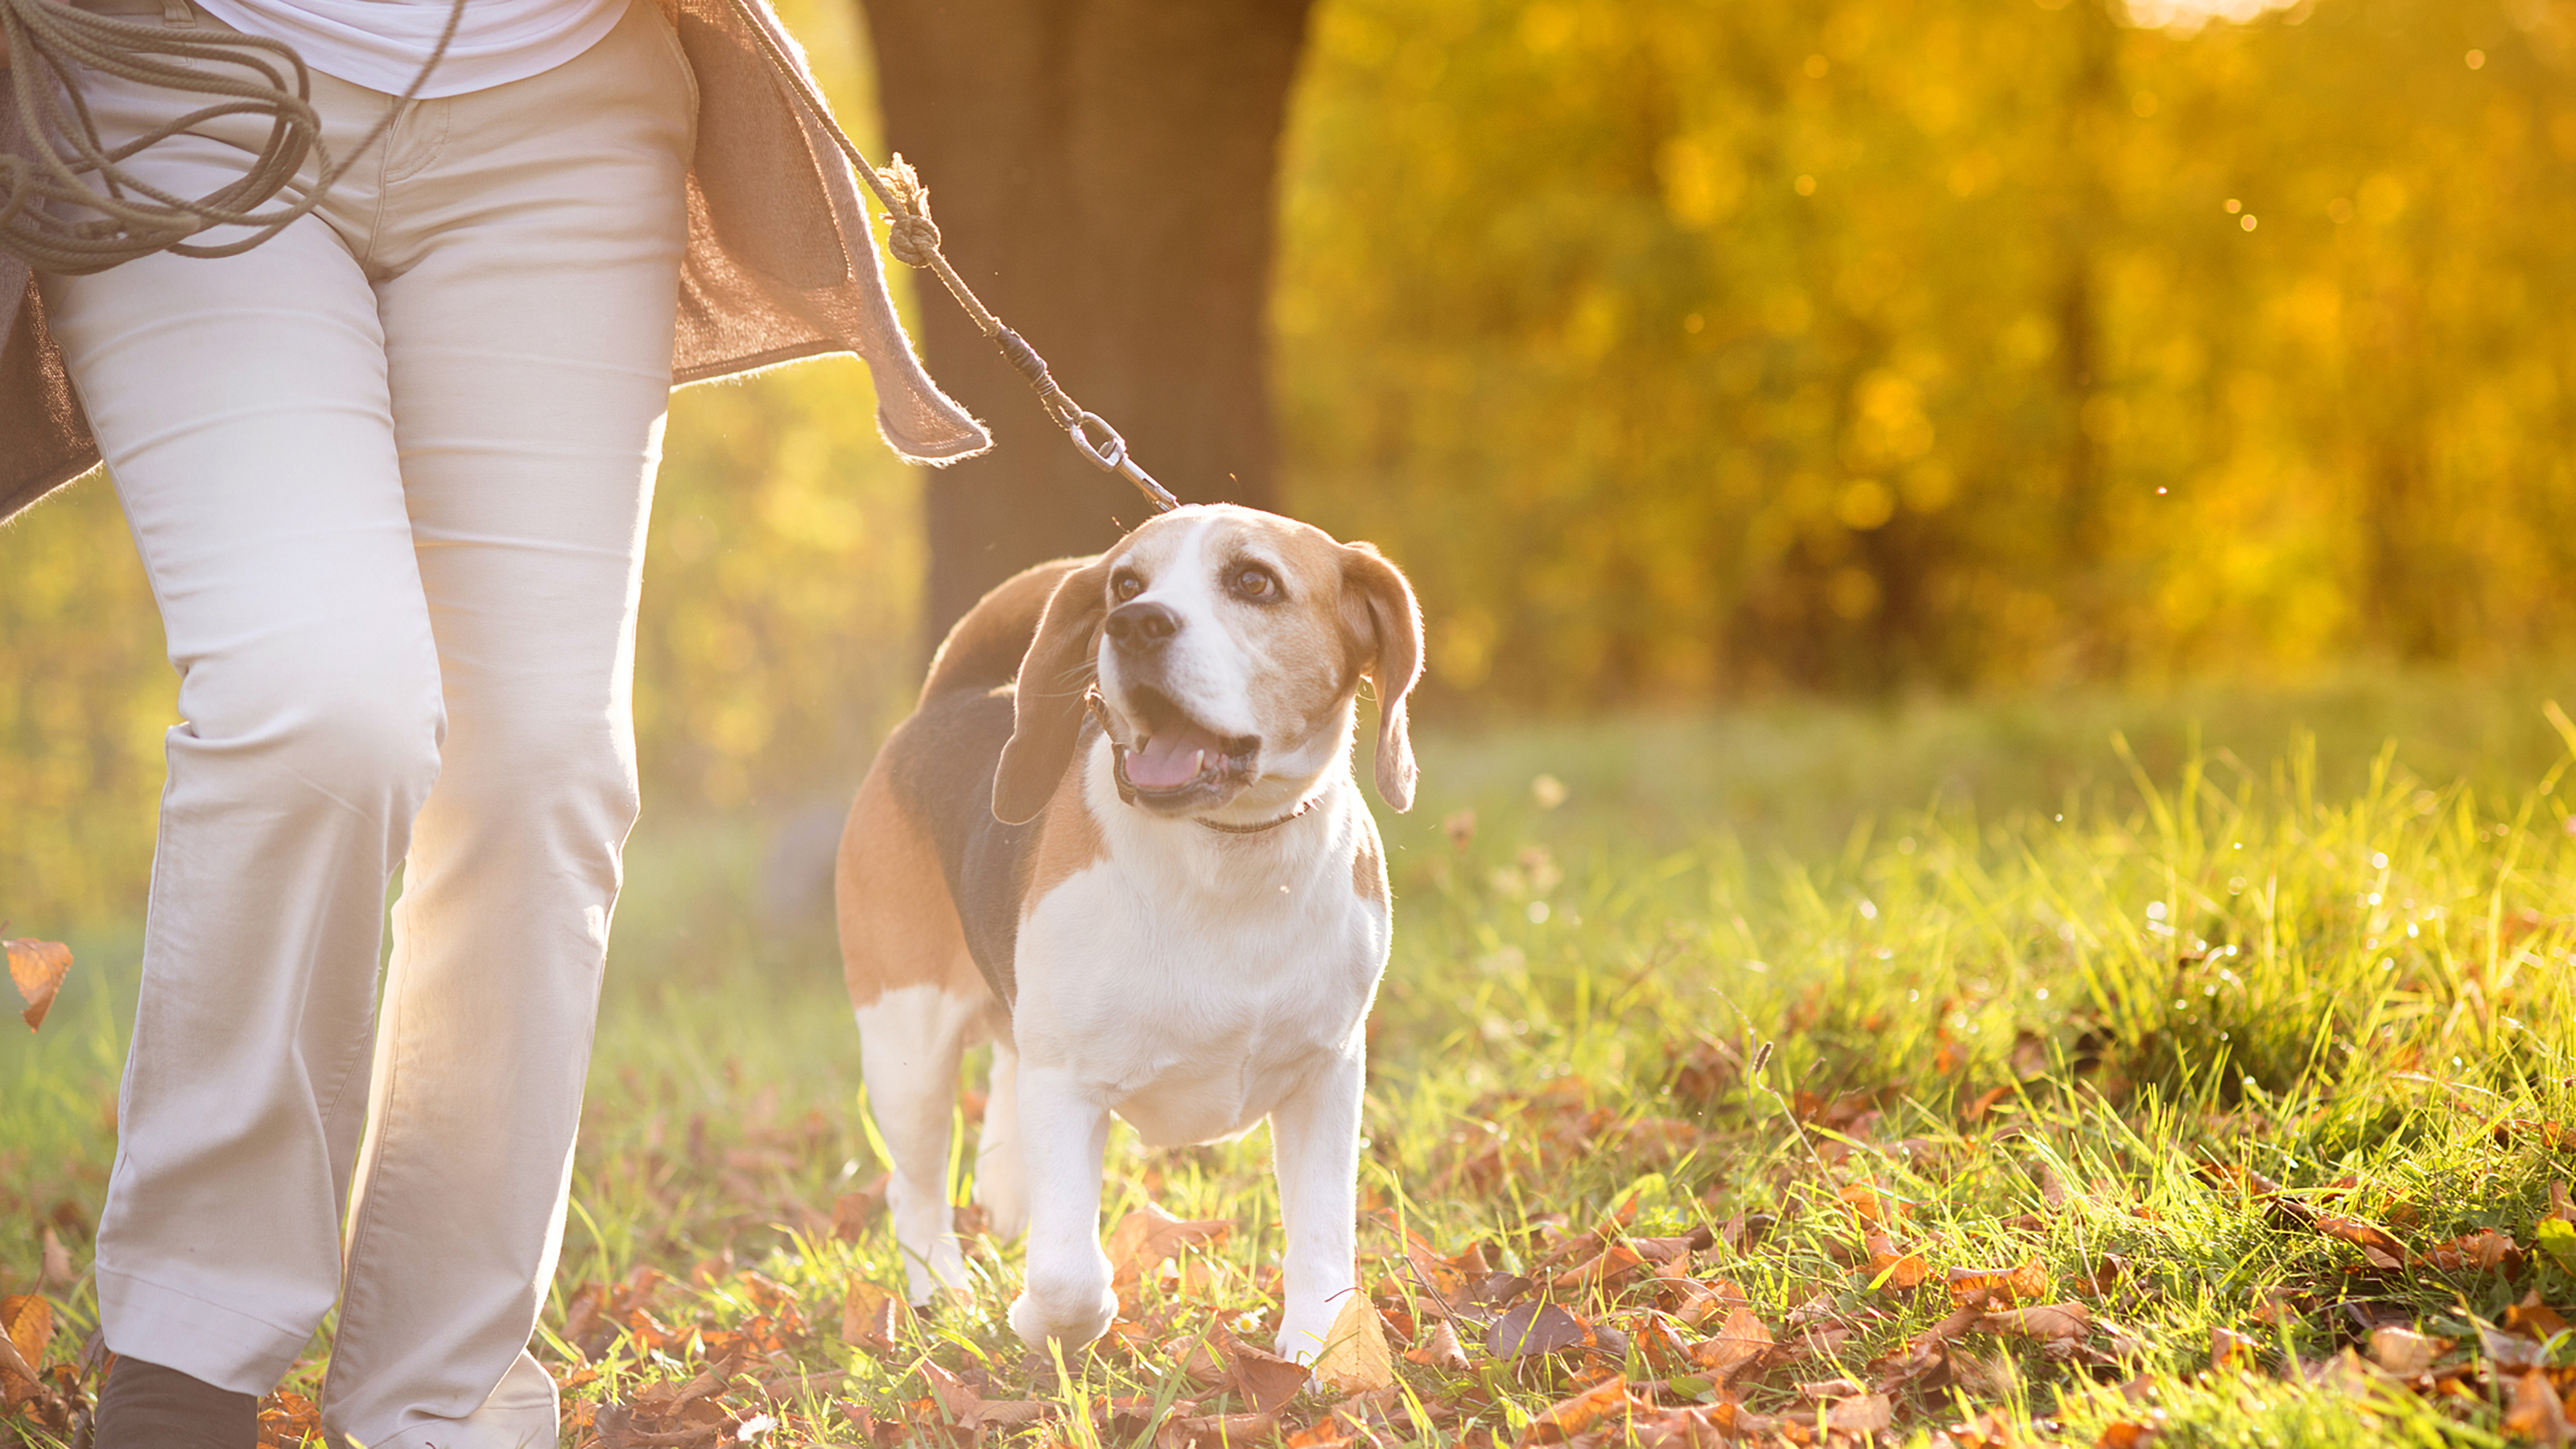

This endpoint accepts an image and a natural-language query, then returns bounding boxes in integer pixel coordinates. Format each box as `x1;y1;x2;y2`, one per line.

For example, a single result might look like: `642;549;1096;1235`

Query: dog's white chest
1010;758;1389;1146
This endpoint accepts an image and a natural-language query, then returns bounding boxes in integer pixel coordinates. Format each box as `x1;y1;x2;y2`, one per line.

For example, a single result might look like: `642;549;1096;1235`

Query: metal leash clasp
1071;411;1179;514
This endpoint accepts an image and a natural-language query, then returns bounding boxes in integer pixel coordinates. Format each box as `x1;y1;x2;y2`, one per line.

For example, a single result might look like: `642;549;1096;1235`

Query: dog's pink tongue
1127;724;1221;789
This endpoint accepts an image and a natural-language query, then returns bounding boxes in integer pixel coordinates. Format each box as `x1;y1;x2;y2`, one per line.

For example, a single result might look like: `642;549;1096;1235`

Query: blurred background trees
1281;0;2576;708
5;0;2573;927
862;0;1307;638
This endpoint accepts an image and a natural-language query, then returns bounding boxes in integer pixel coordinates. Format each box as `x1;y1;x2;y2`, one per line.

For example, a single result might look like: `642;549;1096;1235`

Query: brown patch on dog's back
1353;826;1387;906
1024;749;1107;915
839;762;985;1009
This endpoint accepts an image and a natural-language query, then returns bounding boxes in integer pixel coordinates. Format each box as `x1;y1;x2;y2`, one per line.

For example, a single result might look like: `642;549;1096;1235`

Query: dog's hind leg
857;984;983;1303
973;1029;1029;1241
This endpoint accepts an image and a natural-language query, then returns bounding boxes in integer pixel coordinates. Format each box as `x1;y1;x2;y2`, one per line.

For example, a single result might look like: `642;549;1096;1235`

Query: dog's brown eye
1232;565;1278;601
1113;573;1145;602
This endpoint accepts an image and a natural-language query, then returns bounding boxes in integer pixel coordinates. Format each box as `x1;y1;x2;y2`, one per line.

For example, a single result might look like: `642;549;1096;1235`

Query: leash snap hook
1069;410;1127;473
1070;411;1182;514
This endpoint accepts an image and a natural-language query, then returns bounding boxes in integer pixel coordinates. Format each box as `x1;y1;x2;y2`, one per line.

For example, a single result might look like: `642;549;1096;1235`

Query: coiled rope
0;0;462;273
0;0;1179;514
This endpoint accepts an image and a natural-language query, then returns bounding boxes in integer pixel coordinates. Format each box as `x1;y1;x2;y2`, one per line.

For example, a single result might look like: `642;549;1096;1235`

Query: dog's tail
919;555;1096;701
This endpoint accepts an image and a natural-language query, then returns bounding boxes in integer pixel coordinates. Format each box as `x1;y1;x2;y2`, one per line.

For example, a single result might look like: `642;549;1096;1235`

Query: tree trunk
861;0;1312;644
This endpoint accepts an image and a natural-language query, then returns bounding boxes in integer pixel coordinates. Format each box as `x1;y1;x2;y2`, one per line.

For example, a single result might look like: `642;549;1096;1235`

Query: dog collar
1083;687;1319;835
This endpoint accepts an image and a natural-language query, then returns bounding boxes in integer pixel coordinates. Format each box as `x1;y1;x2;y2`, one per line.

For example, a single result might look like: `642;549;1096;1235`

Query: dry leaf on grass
2418;1228;2523;1274
1841;1183;1897;1225
1162;1410;1279;1449
1487;1302;1592;1360
1403;1319;1471;1373
1683;1307;1773;1381
2367;1326;2443;1376
1218;1332;1310;1414
839;1280;909;1356
1105;1203;1233;1290
921;1360;1051;1439
831;1173;889;1242
2313;1215;2408;1270
1826;1392;1893;1434
2209;1327;2257;1371
1982;1301;2091;1344
2505;1368;2576;1447
1313;1294;1395;1395
1865;1232;1929;1290
2482;1323;2553;1369
1518;1377;1637;1446
2505;1292;2571;1341
3;939;71;1032
1947;1260;2049;1307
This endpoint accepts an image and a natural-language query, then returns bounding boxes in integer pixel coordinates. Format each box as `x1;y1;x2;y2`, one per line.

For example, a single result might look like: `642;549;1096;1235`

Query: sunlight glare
2124;0;2299;30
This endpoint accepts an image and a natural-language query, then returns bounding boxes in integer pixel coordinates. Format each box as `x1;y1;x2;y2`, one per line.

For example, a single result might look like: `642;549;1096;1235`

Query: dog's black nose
1104;601;1182;651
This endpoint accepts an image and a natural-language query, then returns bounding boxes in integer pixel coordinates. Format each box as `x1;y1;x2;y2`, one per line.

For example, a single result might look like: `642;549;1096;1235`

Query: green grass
10;672;2576;1445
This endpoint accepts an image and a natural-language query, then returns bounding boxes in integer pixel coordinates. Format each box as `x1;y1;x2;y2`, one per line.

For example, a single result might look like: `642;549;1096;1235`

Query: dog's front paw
1009;1261;1118;1352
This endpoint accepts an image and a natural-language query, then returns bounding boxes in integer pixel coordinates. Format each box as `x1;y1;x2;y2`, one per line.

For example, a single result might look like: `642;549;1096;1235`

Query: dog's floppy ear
1340;542;1423;812
995;557;1114;825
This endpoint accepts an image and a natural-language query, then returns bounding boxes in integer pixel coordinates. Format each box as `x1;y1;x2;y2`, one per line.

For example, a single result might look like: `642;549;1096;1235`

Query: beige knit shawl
0;0;990;526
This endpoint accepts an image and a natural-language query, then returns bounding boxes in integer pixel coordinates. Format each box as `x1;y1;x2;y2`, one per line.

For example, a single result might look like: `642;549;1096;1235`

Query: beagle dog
835;504;1422;1362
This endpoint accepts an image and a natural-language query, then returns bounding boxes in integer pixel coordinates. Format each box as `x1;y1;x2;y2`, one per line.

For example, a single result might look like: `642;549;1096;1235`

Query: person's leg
36;45;434;1415
315;5;694;1444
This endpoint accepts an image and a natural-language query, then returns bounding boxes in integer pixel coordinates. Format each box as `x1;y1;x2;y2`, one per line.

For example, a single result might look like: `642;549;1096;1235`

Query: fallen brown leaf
2367;1326;2443;1376
3;939;70;1032
839;1280;911;1356
921;1360;1050;1441
1403;1319;1470;1373
1105;1203;1232;1290
1983;1301;2090;1344
831;1174;889;1242
2419;1228;2524;1275
2209;1327;2256;1371
1683;1307;1773;1382
2507;1292;2572;1342
1159;1410;1278;1449
1219;1332;1310;1414
1947;1260;2049;1307
2095;1418;2162;1448
1487;1301;1592;1360
1313;1294;1395;1395
1518;1377;1636;1446
1827;1392;1893;1435
1841;1183;1895;1225
2505;1368;2576;1447
2314;1215;2407;1271
1864;1232;1929;1291
2483;1323;2554;1369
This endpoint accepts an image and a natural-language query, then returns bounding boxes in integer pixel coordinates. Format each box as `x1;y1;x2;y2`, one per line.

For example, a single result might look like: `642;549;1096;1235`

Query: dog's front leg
1269;1045;1364;1364
1007;1063;1119;1352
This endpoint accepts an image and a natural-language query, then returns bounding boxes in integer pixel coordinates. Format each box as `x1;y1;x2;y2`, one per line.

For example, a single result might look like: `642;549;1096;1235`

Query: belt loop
161;0;195;25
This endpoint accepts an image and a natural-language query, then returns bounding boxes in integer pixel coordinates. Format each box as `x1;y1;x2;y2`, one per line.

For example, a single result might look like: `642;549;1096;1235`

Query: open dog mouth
1113;686;1259;799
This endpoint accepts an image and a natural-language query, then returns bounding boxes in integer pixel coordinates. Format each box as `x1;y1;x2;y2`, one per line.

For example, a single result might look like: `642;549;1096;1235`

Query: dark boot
93;1356;259;1449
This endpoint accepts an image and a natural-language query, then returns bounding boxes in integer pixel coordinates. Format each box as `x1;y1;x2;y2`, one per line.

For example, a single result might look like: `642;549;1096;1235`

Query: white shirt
192;0;629;98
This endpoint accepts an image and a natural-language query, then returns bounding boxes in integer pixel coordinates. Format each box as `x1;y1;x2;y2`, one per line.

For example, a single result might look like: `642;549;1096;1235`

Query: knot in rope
872;155;942;267
886;210;940;270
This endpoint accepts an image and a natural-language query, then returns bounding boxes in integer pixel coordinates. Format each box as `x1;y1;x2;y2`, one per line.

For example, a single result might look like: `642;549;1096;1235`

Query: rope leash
0;0;1179;515
712;0;1178;515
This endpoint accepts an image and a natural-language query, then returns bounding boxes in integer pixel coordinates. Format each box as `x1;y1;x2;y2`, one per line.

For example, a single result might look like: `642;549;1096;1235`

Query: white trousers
39;2;694;1443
